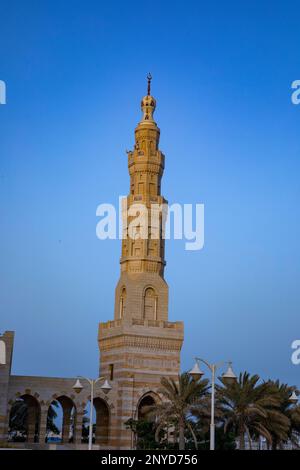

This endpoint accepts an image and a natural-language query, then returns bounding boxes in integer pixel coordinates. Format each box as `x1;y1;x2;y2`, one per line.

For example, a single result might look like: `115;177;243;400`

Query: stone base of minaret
98;318;183;449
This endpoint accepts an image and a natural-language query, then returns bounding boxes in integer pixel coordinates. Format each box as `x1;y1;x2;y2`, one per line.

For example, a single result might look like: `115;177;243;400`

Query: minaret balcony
100;318;183;331
98;317;184;352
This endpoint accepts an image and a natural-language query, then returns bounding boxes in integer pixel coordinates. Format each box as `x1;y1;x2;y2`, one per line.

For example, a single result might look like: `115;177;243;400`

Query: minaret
115;72;169;322
98;76;184;449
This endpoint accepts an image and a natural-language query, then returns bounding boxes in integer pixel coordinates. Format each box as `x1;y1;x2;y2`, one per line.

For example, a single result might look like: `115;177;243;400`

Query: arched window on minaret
143;287;158;320
119;287;126;319
0;340;6;365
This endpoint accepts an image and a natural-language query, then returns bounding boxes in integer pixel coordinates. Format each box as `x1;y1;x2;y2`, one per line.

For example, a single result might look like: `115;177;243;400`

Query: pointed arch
46;395;76;444
8;394;41;443
119;286;126;319
135;390;161;421
0;340;5;364
94;397;110;445
143;286;158;320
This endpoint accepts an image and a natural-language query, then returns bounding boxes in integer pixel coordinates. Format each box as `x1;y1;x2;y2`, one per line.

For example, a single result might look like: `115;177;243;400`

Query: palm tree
217;372;283;449
264;380;300;449
46;402;60;436
9;400;28;439
145;372;209;450
9;399;60;441
190;393;228;448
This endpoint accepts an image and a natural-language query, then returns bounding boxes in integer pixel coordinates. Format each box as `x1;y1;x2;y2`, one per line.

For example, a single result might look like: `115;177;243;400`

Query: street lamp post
189;358;237;450
288;391;298;449
73;376;112;450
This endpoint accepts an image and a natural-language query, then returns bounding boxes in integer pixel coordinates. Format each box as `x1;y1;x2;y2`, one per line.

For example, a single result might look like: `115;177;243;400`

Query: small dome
141;95;156;109
140;95;156;123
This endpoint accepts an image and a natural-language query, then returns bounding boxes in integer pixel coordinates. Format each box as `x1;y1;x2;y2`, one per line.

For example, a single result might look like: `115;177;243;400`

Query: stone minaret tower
98;76;184;449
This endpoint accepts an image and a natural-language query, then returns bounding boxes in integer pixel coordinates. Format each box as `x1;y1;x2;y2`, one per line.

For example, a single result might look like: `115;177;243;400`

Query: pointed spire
139;74;157;125
147;73;152;96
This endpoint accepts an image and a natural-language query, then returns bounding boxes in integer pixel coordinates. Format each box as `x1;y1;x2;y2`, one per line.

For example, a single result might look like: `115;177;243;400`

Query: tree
9;400;27;440
190;394;236;449
46;401;60;435
9;399;60;441
264;380;300;449
217;372;282;449
125;418;164;449
145;372;210;450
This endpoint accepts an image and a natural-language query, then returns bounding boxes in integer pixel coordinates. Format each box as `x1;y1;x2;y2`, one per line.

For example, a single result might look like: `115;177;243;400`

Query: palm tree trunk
272;436;278;450
186;421;198;450
245;427;252;450
239;426;245;450
179;419;185;450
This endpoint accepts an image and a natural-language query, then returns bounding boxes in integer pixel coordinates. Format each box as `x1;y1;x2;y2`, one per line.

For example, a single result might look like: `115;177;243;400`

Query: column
27;405;38;443
62;406;72;443
74;408;85;447
0;403;11;443
39;405;49;444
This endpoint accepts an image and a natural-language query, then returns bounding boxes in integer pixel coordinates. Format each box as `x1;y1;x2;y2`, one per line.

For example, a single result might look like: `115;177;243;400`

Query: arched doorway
57;396;76;443
81;398;109;445
135;393;158;449
45;400;63;443
8;394;40;443
45;396;76;444
137;394;155;420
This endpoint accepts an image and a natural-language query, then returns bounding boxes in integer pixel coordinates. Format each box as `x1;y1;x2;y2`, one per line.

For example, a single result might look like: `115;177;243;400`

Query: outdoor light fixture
72;376;112;450
189;361;204;381
189;357;237;450
100;379;112;394
73;378;83;394
221;362;237;384
289;390;298;404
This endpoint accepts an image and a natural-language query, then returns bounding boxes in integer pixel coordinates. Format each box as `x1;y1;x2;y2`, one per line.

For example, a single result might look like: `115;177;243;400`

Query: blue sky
1;0;300;386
